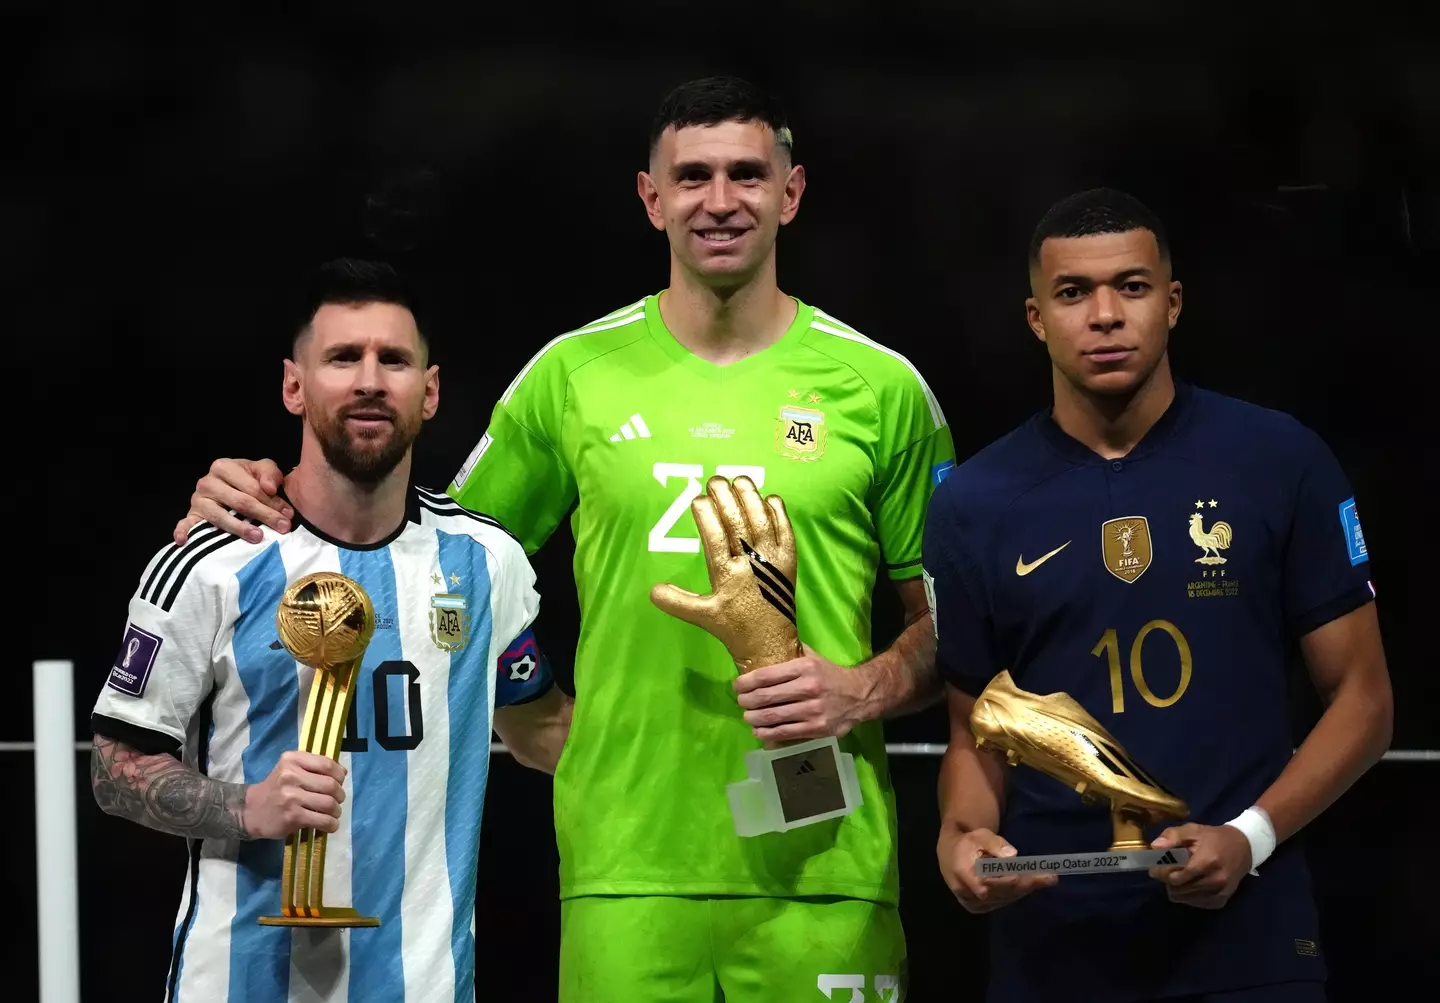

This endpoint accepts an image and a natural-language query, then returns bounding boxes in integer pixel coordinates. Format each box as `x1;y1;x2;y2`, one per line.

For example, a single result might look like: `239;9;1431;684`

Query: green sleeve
447;366;577;556
872;377;955;581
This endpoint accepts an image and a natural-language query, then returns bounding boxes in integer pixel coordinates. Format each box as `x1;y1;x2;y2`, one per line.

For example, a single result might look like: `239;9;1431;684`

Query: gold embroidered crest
1102;517;1152;583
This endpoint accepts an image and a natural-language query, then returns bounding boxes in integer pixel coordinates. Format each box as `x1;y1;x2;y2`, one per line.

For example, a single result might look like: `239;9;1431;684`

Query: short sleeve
476;526;545;698
494;626;554;707
1283;427;1376;636
449;373;577;556
91;540;227;756
922;485;1002;695
873;371;956;581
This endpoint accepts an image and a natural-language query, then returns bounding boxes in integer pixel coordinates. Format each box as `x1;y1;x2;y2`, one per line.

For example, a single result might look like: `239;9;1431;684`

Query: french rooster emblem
1189;512;1232;564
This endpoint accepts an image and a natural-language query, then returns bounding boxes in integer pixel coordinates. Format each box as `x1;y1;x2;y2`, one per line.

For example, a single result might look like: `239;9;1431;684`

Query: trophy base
975;845;1191;878
727;736;863;837
258;908;381;928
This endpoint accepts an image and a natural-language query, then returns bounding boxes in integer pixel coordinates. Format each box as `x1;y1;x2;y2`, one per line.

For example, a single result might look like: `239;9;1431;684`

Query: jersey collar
644;292;812;381
1035;379;1196;466
278;484;422;551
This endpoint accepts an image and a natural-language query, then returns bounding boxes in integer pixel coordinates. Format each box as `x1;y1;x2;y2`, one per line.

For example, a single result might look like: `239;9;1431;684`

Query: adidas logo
796;759;816;775
609;413;651;442
1155;850;1179;865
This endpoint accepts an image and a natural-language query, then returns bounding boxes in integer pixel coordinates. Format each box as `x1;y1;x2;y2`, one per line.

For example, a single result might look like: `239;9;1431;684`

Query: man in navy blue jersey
924;188;1393;1003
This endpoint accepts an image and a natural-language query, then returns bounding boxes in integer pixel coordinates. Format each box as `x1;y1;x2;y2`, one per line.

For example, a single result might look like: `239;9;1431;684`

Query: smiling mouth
695;228;746;244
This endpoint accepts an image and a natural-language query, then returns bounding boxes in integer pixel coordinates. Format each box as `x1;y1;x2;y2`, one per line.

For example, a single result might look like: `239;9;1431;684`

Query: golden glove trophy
258;571;380;927
969;670;1192;876
650;475;862;837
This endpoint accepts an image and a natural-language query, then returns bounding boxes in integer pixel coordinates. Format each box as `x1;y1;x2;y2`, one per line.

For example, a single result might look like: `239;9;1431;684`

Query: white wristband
1224;806;1277;875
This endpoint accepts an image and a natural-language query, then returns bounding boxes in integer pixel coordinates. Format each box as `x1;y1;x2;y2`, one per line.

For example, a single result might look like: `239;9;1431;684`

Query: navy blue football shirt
923;381;1375;1002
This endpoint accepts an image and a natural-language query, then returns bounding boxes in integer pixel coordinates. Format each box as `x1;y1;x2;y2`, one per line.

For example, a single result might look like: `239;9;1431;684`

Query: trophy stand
968;670;1193;877
259;572;381;928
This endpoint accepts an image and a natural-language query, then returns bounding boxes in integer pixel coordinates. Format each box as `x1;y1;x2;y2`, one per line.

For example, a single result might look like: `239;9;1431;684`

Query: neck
285;430;412;546
1050;357;1176;460
658;253;796;366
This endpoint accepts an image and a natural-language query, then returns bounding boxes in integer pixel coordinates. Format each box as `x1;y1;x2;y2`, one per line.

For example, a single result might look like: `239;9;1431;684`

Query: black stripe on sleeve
160;533;248;612
139;544;181;604
143;525;223;605
417;500;520;544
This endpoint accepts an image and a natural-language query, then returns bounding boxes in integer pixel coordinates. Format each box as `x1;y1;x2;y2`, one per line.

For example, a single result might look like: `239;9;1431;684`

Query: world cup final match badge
1186;498;1240;598
775;390;826;462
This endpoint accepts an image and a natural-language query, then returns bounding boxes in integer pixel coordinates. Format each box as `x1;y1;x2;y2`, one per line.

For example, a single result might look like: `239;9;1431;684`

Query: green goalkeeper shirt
450;293;955;904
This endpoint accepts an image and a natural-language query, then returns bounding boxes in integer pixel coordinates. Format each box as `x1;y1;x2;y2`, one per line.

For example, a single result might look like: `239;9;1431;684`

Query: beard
311;399;422;485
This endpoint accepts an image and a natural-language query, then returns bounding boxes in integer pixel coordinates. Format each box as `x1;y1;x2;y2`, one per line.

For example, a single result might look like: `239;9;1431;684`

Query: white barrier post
33;659;80;1003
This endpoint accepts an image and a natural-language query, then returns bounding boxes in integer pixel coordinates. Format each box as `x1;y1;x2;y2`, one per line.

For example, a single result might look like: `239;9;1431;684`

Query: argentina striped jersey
91;486;548;1003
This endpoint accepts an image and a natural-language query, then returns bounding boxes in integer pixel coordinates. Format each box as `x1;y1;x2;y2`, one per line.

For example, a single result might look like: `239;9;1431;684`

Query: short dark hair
648;75;793;160
293;257;427;359
1028;188;1170;266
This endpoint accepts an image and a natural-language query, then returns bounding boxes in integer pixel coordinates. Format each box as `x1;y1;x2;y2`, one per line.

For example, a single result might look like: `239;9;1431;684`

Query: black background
12;6;1440;1001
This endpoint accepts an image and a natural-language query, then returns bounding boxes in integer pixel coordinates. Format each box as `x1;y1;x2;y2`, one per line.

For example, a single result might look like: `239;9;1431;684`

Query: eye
379;350;410;368
1057;286;1084;300
1121;281;1150;295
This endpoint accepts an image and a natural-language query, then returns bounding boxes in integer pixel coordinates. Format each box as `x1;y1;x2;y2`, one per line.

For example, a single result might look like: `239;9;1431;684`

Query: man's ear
282;359;304;416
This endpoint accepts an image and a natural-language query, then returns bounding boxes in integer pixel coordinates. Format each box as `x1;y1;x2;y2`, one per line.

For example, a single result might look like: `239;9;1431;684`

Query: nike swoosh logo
1016;541;1071;576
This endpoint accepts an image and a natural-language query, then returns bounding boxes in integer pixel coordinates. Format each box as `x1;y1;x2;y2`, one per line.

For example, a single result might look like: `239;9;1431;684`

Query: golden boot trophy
969;670;1192;876
258;571;381;927
651;475;863;837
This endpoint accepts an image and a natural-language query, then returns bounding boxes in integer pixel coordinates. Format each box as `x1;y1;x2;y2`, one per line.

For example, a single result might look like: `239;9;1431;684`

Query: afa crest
429;593;472;652
1101;516;1152;583
775;405;826;461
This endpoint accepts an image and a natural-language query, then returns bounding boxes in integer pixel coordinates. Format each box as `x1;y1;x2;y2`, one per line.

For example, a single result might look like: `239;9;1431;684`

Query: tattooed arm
90;735;249;840
91;736;348;841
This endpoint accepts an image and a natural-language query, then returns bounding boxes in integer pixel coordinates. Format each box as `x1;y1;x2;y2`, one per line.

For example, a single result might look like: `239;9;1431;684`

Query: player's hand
174;458;292;546
734;644;867;743
938;822;1057;914
1148;822;1252;909
650;475;802;673
243;751;347;840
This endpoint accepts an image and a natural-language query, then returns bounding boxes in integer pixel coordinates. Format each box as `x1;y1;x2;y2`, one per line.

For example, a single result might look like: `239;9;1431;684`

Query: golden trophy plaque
258;571;381;927
969;670;1192;876
650;475;863;837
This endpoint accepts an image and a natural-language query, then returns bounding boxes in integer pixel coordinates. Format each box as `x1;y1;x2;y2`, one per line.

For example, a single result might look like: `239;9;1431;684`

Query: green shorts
558;895;907;1002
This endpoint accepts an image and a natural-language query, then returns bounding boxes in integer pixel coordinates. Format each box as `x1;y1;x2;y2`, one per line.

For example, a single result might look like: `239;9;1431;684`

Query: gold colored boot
970;670;1189;851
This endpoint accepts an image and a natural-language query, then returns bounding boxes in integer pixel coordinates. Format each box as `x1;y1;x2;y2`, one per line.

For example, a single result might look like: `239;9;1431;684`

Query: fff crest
429;593;472;652
1101;516;1152;583
775;405;826;461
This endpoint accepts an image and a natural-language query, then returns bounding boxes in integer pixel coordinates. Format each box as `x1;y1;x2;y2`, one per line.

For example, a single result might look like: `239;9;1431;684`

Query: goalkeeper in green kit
175;76;953;1001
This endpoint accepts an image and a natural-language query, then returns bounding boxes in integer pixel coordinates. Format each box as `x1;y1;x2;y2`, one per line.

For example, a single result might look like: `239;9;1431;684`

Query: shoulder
134;520;272;613
499;296;653;404
932;418;1057;524
801;304;946;429
413;486;529;560
1187;386;1334;467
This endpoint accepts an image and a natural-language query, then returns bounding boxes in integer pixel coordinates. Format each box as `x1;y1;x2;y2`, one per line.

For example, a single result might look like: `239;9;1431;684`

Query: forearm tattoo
90;736;249;840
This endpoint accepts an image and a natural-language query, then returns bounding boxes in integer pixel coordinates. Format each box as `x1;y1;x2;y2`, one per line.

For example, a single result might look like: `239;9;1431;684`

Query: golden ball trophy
258;571;381;927
650;475;862;837
970;670;1192;877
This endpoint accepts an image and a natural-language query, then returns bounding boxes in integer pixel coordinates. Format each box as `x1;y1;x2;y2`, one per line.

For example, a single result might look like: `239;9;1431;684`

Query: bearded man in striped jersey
93;258;572;1002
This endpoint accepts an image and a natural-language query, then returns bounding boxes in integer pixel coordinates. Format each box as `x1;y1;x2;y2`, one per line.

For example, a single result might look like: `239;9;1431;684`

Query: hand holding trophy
969;670;1192;878
258;571;381;927
650;475;863;837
